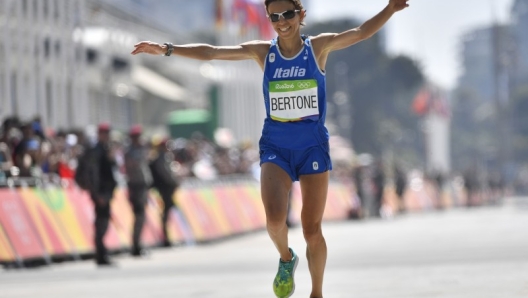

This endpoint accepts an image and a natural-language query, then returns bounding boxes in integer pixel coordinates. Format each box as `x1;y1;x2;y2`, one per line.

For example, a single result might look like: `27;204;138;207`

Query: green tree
305;19;425;164
511;86;528;163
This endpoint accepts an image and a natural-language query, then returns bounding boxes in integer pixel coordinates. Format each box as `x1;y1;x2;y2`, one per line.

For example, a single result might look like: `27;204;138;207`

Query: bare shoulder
241;40;272;54
240;40;272;66
309;33;336;53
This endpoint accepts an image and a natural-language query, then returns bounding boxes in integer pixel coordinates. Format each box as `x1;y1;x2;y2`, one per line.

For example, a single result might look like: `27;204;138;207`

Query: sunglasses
268;10;300;22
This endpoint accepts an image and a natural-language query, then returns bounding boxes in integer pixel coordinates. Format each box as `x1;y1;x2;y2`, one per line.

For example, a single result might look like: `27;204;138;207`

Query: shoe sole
286;256;299;298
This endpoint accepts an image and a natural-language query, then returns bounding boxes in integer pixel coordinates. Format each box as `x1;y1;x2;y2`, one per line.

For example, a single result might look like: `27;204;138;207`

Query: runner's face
267;1;302;38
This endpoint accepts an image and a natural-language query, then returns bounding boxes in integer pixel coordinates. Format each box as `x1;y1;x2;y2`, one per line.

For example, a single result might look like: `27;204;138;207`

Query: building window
73;0;81;26
112;57;129;72
33;0;38;20
46;79;53;121
43;0;49;19
22;0;28;17
67;80;73;126
55;40;61;58
34;40;39;57
44;38;50;58
75;46;82;62
9;0;16;16
11;72;18;115
54;0;60;20
86;48;98;64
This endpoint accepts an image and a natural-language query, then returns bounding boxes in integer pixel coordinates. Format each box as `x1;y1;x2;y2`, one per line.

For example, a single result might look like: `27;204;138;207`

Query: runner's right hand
131;41;166;56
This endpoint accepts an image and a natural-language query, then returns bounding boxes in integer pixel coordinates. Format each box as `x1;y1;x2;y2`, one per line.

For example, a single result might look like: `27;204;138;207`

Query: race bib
269;79;319;122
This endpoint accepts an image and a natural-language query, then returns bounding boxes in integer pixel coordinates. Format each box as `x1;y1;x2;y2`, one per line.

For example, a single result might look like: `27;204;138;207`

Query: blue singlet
260;36;329;150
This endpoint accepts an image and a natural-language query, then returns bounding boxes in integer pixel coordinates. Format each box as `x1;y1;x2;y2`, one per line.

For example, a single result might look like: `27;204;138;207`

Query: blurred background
0;0;527;198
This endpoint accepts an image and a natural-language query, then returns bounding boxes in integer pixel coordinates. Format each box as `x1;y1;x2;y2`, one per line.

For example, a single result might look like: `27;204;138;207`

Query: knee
302;223;323;245
266;216;287;235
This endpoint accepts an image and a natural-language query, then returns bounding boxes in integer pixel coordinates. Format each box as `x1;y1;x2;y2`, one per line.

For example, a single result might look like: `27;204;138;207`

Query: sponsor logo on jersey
269;53;276;63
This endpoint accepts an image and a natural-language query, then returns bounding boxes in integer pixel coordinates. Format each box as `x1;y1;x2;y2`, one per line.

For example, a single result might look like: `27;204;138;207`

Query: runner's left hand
389;0;410;12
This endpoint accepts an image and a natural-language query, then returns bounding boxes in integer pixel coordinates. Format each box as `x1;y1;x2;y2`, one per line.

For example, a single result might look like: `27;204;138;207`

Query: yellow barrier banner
36;187;92;254
0;224;15;262
178;187;229;241
0;189;46;260
18;188;73;256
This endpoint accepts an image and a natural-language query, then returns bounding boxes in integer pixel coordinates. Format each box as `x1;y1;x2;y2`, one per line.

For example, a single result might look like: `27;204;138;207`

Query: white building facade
0;0;88;128
0;0;201;133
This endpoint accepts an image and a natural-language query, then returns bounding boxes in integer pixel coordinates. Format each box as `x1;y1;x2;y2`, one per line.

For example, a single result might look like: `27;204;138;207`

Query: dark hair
264;0;306;26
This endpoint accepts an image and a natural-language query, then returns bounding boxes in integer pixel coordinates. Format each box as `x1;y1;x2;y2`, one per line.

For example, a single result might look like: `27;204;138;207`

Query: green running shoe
273;248;299;298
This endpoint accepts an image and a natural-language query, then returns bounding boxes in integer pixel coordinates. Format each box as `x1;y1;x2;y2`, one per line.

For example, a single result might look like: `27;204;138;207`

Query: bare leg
300;171;329;298
260;163;293;261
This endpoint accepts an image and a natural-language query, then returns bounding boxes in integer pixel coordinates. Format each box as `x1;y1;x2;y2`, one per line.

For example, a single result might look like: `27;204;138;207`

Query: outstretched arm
131;40;270;63
313;0;409;55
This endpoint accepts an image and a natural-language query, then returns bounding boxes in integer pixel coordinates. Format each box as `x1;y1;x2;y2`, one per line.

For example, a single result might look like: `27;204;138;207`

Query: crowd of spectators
1;114;523;202
0;115;260;188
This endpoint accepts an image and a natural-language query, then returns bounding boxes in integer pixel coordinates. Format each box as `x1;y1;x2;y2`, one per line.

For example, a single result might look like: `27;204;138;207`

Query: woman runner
131;1;410;297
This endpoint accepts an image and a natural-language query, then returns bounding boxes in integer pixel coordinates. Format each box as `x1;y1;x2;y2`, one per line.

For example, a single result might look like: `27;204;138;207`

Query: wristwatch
163;42;174;56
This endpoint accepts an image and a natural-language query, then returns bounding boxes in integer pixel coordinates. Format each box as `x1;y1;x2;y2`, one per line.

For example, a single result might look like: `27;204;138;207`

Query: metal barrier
4;174;462;267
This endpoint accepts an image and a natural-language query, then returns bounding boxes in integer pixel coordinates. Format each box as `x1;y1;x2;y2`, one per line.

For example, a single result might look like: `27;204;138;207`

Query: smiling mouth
279;27;291;32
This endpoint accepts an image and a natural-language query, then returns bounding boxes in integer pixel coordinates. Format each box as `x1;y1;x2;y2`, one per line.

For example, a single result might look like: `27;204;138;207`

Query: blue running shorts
259;143;332;182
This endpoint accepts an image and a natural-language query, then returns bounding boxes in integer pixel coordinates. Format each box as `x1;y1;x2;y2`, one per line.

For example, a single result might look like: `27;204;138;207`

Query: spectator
13;122;41;178
31;115;46;141
1;117;21;153
88;122;118;266
0;142;13;184
124;125;152;257
394;165;407;213
149;137;180;247
372;160;385;217
463;166;477;207
352;165;367;219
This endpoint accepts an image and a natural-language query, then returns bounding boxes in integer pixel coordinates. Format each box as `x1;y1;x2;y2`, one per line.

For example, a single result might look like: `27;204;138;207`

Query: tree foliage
511;86;528;162
304;19;425;163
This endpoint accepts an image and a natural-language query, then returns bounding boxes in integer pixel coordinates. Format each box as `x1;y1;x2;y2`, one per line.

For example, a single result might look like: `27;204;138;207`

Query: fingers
131;47;143;55
131;41;157;55
134;41;148;47
131;42;143;55
392;0;409;7
391;0;409;11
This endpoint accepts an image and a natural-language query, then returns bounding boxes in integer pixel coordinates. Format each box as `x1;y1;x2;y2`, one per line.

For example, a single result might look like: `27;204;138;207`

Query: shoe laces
278;257;295;282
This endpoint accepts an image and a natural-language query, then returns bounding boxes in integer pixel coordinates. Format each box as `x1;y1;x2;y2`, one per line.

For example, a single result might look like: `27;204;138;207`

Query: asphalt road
1;197;528;298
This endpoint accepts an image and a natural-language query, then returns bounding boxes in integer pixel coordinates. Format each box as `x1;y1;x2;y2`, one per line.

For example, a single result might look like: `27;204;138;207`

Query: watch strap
163;43;174;56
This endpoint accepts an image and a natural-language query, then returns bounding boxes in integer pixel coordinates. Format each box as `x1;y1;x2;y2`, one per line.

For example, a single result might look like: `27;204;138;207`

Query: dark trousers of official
128;184;149;252
92;192;113;262
158;187;176;243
